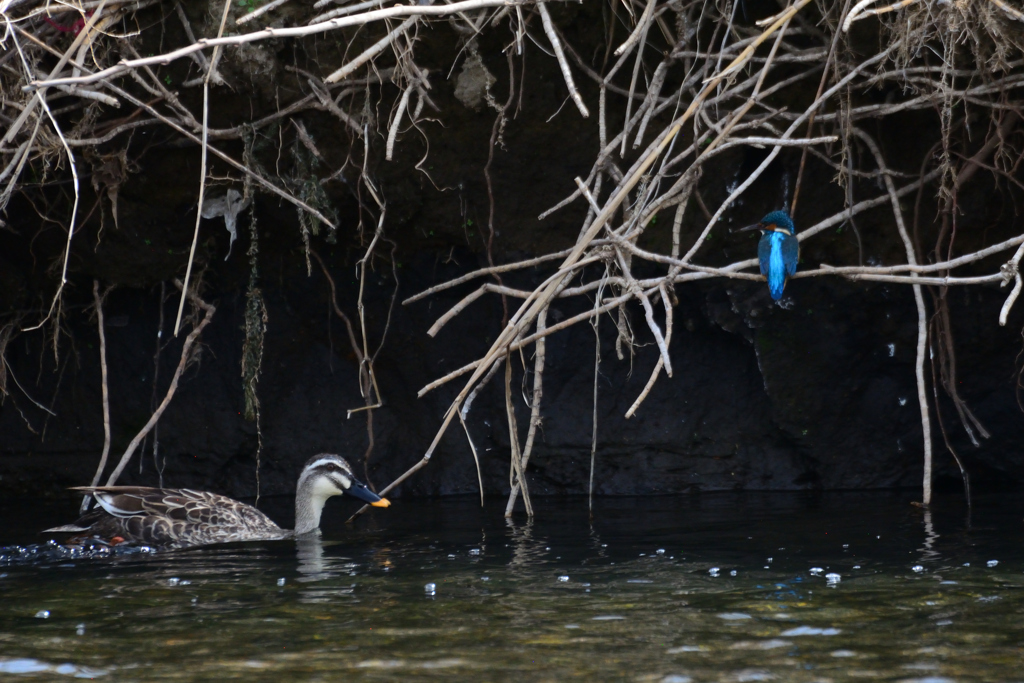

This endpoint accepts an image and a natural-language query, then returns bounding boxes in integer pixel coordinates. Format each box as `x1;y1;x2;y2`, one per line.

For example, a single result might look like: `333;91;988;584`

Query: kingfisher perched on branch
738;210;799;300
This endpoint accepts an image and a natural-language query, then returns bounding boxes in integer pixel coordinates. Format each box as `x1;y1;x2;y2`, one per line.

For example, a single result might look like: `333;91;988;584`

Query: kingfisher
738;210;799;300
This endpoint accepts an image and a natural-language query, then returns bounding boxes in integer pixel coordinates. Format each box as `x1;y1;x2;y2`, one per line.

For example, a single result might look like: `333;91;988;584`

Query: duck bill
347;480;391;508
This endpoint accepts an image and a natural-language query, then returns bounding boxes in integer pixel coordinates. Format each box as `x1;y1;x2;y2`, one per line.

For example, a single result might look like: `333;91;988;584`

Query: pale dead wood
854;127;933;506
326;16;418;84
625;283;673;418
504;355;532;516
235;0;292;25
82;280;113;513
174;0;232;338
386;84;414;160
990;0;1024;22
310;0;387;24
12;25;85;336
588;274;607;512
537;1;589;118
506;307;547;517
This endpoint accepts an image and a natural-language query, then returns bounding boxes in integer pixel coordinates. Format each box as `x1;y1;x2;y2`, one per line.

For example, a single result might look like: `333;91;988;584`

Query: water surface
1;492;1022;681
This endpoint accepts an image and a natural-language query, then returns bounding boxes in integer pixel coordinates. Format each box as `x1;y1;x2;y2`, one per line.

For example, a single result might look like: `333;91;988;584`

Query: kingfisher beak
346;480;391;508
735;223;763;233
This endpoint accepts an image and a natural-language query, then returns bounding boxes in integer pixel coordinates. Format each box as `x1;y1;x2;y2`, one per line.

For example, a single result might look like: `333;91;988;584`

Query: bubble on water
912;565;925;573
831;649;856;657
809;567;823;576
558;575;570;582
781;626;841;636
277;578;286;587
767;557;772;563
730;570;737;577
468;549;481;556
0;658;108;677
826;573;841;585
656;549;665;555
853;565;861;569
709;567;720;577
167;577;180;586
447;554;456;560
987;560;999;568
481;577;489;581
34;610;49;619
963;562;970;567
887;343;896;356
899;397;907;406
717;613;752;620
75;623;85;636
424;583;436;595
842;544;849;549
545;547;550;551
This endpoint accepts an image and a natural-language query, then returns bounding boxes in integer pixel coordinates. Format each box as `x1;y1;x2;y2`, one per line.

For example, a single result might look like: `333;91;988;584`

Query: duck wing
64;486;287;548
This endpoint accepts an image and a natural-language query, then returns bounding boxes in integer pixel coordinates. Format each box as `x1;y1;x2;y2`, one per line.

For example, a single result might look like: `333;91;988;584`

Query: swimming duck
44;453;390;549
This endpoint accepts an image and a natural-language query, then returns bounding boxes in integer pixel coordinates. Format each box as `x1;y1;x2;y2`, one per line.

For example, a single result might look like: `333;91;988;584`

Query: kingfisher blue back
746;210;798;300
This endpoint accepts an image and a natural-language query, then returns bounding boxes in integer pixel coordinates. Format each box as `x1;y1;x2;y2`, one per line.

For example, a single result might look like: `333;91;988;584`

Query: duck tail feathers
43;524;90;533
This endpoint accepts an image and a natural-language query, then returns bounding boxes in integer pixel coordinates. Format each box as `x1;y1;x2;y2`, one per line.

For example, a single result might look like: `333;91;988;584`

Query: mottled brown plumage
46;454;390;549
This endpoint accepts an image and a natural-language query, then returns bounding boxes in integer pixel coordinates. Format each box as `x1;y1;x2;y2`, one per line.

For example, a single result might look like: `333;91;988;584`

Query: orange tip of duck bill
370;498;391;508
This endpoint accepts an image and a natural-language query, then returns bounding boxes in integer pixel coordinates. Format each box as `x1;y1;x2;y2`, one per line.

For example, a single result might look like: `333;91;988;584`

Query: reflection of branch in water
505;518;547;573
587;524;608;564
917;508;940;564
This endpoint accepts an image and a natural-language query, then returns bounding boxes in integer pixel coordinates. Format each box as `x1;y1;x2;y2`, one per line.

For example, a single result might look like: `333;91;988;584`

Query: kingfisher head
738;210;795;236
758;210;795;236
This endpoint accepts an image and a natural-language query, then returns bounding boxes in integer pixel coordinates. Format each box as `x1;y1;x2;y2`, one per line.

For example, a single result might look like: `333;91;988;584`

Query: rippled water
1;492;1022;681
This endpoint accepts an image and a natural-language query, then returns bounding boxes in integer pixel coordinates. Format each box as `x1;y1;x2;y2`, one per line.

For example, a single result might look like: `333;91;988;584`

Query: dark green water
1;492;1023;681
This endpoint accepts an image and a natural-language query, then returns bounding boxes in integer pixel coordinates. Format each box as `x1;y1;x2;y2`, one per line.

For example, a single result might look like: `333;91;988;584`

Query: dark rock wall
3;247;1023;499
2;2;1023;500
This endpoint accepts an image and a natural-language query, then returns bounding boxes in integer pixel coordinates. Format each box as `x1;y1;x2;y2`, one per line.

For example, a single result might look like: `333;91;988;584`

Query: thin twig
26;0;553;90
506;307;547;517
235;0;292;25
82;280;112;512
105;280;216;486
854;127;933;506
325;16;418;83
537;2;589;118
174;0;231;337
